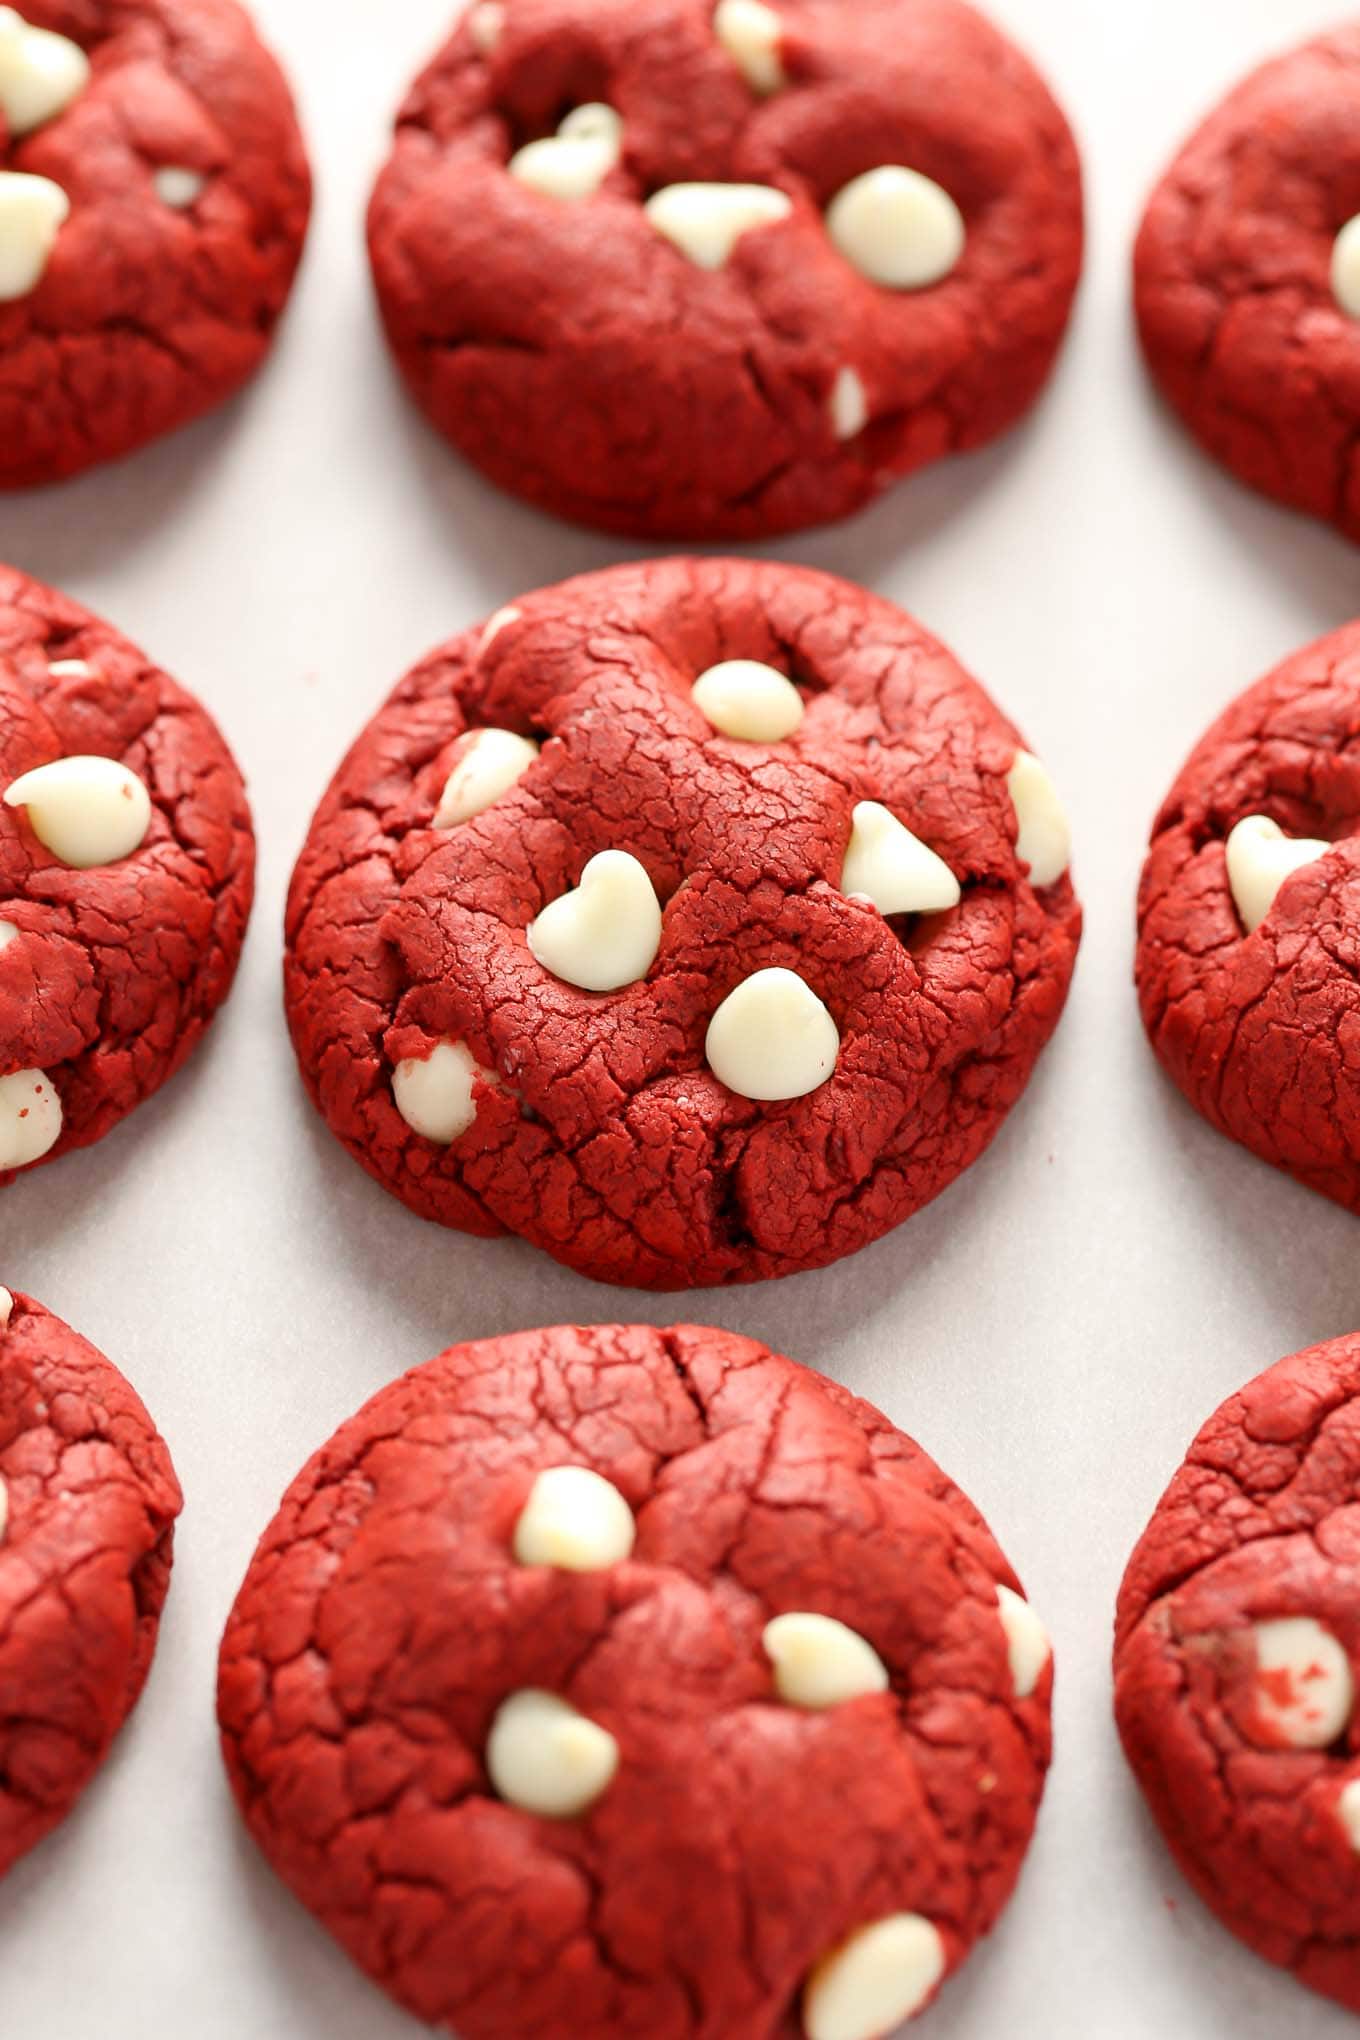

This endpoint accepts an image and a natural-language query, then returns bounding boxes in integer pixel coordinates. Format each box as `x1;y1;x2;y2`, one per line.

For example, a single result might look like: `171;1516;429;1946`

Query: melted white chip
713;0;786;94
479;603;522;653
840;801;960;917
692;659;803;741
1250;1617;1354;1750
468;0;504;52
1007;749;1070;887
0;171;68;300
804;1914;947;2040
0;1067;61;1169
830;366;868;440
0;7;88;136
1334;214;1360;319
47;657;94;678
0;1286;11;1324
996;1584;1050;1699
528;849;662;992
513;1466;636;1571
645;181;791;269
392;1038;486;1143
4;755;151;869
764;1613;889;1710
154;166;206;209
1338;1778;1360;1851
508;103;622;202
486;1690;619;1818
1225;814;1329;935
826;165;964;291
434;728;539;827
706;967;839;1101
0;920;16;951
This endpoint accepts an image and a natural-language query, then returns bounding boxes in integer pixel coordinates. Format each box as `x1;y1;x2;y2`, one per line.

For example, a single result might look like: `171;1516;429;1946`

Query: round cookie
366;0;1083;540
219;1322;1054;2039
0;0;310;488
0;1287;181;1880
1;563;255;1183
1135;28;1360;544
284;557;1081;1289
1137;621;1360;1215
1115;1333;1360;2014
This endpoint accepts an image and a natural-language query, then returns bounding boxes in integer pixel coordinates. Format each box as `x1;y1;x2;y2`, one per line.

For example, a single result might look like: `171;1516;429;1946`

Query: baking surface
3;0;1359;2034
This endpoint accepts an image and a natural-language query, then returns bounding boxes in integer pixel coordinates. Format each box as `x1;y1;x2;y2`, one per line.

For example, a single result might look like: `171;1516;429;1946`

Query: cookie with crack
284;557;1081;1289
0;1287;181;1880
366;0;1083;539
0;0;310;488
219;1322;1053;2039
1135;27;1360;544
1115;1333;1360;2014
1137;621;1360;1214
1;562;255;1183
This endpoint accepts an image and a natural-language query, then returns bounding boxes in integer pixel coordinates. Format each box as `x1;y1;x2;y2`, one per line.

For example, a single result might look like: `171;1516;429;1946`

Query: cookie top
0;0;310;488
1137;622;1360;1214
1;563;255;1182
0;1288;181;1881
285;558;1081;1289
220;1322;1052;2040
367;0;1083;539
1115;1334;1360;2014
1135;27;1360;543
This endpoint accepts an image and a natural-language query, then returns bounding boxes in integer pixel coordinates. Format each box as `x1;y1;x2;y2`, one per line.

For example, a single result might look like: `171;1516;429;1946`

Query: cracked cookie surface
1;562;255;1183
1115;1333;1360;2014
1134;26;1360;543
0;1287;181;1881
219;1322;1053;2039
0;0;310;488
366;0;1083;540
284;558;1081;1290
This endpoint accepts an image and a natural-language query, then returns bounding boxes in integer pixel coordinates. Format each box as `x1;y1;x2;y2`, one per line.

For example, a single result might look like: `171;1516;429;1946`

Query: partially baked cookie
1;563;255;1182
0;1287;181;1880
0;0;310;487
220;1322;1053;2039
367;0;1083;539
1116;1333;1360;2014
1137;621;1360;1213
1135;27;1360;543
285;558;1081;1289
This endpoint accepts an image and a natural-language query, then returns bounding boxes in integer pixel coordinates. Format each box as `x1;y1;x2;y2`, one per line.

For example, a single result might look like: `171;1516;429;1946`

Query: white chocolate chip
0;171;68;301
804;1914;947;2040
692;659;803;742
705;967;839;1101
840;801;960;917
479;603;522;653
1007;749;1070;887
826;166;964;291
644;181;792;269
392;1038;486;1143
0;1286;11;1324
764;1613;889;1709
486;1689;619;1818
1334;215;1360;319
4;755;151;869
996;1584;1050;1700
1337;1778;1360;1851
508;104;622;202
513;1465;636;1571
1225;815;1329;936
1250;1617;1354;1750
528;850;662;992
47;658;94;678
154;166;206;209
0;1067;61;1169
830;366;868;440
434;728;539;827
0;920;16;951
713;0;786;94
0;7;88;136
468;1;505;52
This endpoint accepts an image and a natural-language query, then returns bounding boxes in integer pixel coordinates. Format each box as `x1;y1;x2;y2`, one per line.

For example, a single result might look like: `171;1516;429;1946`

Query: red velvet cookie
220;1322;1053;2039
1115;1333;1360;2014
285;558;1081;1289
1137;621;1360;1214
1135;28;1360;544
0;0;310;488
0;1287;181;1880
366;0;1083;540
1;563;255;1182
